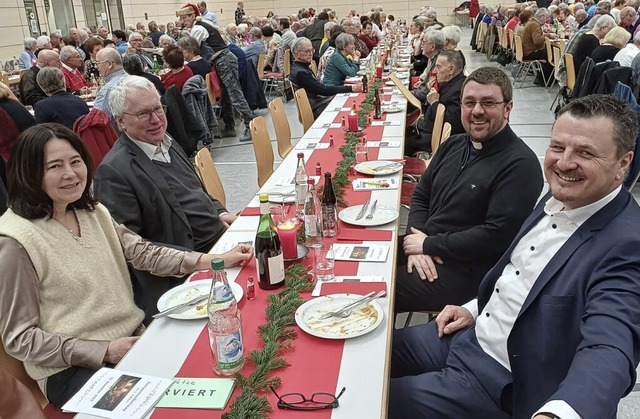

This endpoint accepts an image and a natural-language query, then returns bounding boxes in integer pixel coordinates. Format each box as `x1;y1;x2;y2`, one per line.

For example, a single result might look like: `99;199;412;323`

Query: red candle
348;112;358;132
376;65;383;78
277;220;298;259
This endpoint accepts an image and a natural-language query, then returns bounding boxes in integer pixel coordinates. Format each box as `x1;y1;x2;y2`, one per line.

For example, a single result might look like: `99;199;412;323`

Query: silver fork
366;200;378;220
321;291;386;319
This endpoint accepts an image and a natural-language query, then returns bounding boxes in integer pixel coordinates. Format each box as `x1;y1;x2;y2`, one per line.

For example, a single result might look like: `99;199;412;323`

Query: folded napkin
319;281;387;297
337;228;393;241
240;207;261;216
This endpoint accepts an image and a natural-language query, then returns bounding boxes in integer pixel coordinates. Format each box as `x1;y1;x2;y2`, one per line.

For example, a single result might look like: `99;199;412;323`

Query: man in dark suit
390;94;640;419
94;75;239;322
407;49;466;155
19;49;61;107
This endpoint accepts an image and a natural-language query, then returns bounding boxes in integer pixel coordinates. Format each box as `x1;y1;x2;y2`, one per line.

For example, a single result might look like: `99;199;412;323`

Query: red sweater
161;66;194;92
61;66;89;92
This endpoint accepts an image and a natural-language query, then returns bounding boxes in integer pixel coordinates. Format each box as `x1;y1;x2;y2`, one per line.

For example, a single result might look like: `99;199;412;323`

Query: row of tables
76;81;408;418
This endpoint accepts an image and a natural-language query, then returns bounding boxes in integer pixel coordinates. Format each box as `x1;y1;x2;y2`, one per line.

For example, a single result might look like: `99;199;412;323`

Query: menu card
352;178;399;191
295;141;331;149
62;368;173;419
370;121;402;127
313;123;342;129
155;378;235;409
333;244;390;262
366;141;401;148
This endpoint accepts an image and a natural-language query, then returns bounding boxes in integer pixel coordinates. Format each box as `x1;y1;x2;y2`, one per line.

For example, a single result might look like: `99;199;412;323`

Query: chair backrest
309;60;318;76
430;103;446;153
205;72;217;106
195;148;226;207
515;35;524;61
0;72;8;85
72;108;118;171
283;49;291;78
565;52;576;91
441;122;452;143
506;28;514;49
250;116;275;187
293;88;314;133
389;73;422;115
545;37;554;66
256;53;267;81
553;46;561;80
268;97;293;158
0;342;48;409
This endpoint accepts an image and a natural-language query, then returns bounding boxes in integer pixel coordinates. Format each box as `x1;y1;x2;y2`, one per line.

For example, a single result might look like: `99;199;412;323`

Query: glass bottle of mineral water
207;258;244;375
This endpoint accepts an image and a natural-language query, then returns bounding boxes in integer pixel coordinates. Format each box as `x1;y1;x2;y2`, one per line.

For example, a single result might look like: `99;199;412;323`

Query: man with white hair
125;32;153;69
575;9;590;28
50;32;63;52
94;76;237;321
177;3;253;141
19;49;61;106
59;45;89;92
242;26;266;66
96;26;109;41
93;47;127;120
615;29;640;64
627;0;640;10
36;35;52;53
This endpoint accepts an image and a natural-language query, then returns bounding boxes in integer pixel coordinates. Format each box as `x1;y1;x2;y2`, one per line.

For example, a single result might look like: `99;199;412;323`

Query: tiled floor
205;27;640;416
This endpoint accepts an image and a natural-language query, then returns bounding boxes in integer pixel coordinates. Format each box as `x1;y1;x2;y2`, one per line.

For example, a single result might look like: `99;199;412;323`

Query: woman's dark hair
329;27;346;48
112;30;126;42
62;35;77;47
519;9;534;25
317;11;329;20
363;21;373;30
360;15;370;25
163;45;185;69
262;26;275;37
84;37;103;58
122;54;145;75
7;123;97;219
371;11;382;26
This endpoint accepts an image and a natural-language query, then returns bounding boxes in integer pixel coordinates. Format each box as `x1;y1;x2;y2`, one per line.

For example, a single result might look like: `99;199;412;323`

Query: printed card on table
329;107;352;112
313;123;342;129
333;244;390;262
352;178;399;191
367;141;401;148
340;92;361;97
155;378;235;409
371;121;402;127
312;276;384;296
296;141;331;149
62;368;173;419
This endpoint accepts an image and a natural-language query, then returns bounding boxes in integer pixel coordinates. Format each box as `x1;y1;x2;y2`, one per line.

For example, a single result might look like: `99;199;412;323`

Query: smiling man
396;67;543;314
94;76;236;322
390;93;640;419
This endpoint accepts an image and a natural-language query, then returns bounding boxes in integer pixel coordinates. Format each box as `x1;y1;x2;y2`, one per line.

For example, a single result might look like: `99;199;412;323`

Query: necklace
68;229;85;246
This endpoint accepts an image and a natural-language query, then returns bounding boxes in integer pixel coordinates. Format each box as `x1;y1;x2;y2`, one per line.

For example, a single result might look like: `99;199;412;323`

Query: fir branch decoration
222;264;315;419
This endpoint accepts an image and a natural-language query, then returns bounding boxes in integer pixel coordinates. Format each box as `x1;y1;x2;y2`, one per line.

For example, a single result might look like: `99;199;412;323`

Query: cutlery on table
355;200;370;220
366;200;378;220
372;162;404;172
153;294;208;319
319;291;387;319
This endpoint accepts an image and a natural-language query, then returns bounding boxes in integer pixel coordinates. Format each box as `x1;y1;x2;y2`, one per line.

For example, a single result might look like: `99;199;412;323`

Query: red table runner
150;91;397;418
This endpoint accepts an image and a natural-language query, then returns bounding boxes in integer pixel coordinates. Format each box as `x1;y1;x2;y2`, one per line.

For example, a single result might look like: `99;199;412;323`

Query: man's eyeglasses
270;386;346;411
123;105;167;121
461;100;505;109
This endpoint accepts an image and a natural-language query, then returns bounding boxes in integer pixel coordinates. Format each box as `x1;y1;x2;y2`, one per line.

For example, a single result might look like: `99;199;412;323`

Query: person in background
521;8;555;86
573;13;616;72
35;35;52;57
290;37;361;118
83;37;103;82
148;21;164;47
159;34;174;50
614;29;640;65
198;1;218;25
59;46;89;92
160;45;194;92
178;36;210;80
225;23;241;45
19;50;62;107
122;55;165;95
95;26;109;41
34;68;90;129
94;77;241;321
19;37;38;69
235;1;245;25
300;11;329;60
50;32;63;53
322;33;360;87
93;48;127;121
126;32;153;69
344;18;369;58
242;26;267;67
590;26;630;62
0;123;253;407
262;26;280;68
0;82;36;160
111;30;128;55
359;21;379;51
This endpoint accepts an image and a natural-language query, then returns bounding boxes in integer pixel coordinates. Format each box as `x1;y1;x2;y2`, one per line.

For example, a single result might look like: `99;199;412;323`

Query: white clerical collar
471;140;483;149
127;133;173;161
543;185;621;227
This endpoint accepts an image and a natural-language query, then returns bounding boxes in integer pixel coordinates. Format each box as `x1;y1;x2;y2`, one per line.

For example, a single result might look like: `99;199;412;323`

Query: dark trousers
394;237;482;313
389;322;513;419
523;49;554;82
46;366;104;407
214;50;253;129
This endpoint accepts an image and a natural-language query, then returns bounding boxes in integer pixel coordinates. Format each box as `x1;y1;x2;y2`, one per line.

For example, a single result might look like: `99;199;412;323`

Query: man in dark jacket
395;67;543;313
19;49;61;106
300;11;329;60
408;50;466;155
289;37;362;117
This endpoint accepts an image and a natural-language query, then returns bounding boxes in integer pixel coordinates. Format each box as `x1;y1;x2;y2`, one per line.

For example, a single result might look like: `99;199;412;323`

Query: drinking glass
315;243;335;282
355;142;368;164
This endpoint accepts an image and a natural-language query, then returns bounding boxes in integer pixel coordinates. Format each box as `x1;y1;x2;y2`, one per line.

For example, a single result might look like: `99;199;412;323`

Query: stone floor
204;27;640;416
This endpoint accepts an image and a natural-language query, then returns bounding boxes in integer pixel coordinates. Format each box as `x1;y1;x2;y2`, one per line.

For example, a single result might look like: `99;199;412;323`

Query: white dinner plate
338;205;399;227
156;279;243;320
354;160;403;175
382;105;404;113
395;71;410;79
295;294;384;339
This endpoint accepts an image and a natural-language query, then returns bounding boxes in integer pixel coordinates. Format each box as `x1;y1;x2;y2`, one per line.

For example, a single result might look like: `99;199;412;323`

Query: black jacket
290;61;351;117
19;66;47;106
301;19;328;58
422;72;466;137
33;91;90;129
408;125;543;280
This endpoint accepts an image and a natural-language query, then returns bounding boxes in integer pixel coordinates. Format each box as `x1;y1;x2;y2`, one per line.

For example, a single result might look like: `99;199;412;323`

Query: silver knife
366;200;378;219
153;294;208;319
355;200;370;220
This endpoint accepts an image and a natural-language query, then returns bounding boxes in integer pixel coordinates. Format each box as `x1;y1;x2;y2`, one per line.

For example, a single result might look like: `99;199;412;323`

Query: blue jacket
322;50;359;87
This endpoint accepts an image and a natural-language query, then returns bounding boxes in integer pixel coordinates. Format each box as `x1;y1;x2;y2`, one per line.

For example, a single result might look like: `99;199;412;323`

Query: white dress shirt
129;134;172;163
464;186;621;419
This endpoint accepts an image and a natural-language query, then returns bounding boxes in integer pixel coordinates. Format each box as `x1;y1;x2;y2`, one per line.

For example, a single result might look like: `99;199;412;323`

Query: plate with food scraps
295;294;384;339
382;105;404;113
354;160;403;175
157;279;243;320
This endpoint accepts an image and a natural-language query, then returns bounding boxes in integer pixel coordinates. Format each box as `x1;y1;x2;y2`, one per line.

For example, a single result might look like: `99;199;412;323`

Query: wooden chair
205;72;217;106
309;60;318;76
268;97;293;158
195;148;226;207
0;342;48;409
249;116;275;187
293;88;314;133
441;122;452;143
283;49;292;79
544;38;556;88
513;34;548;88
257;53;280;97
565;52;576;93
430;103;446;154
0;72;9;85
389;72;422;127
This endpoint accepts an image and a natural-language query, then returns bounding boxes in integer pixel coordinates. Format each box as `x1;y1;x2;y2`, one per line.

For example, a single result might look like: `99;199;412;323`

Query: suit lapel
119;135;191;229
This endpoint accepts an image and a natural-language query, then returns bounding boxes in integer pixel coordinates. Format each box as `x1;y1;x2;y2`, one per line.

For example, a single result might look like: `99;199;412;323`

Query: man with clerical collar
390;93;640;419
94;76;238;322
396;67;543;314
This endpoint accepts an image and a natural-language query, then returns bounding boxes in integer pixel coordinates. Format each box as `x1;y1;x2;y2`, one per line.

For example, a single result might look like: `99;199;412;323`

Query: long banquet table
76;84;408;419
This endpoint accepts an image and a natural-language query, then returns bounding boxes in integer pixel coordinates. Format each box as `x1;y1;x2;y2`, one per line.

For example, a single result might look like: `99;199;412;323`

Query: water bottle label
305;215;318;237
267;253;285;285
214;331;244;370
212;283;234;303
